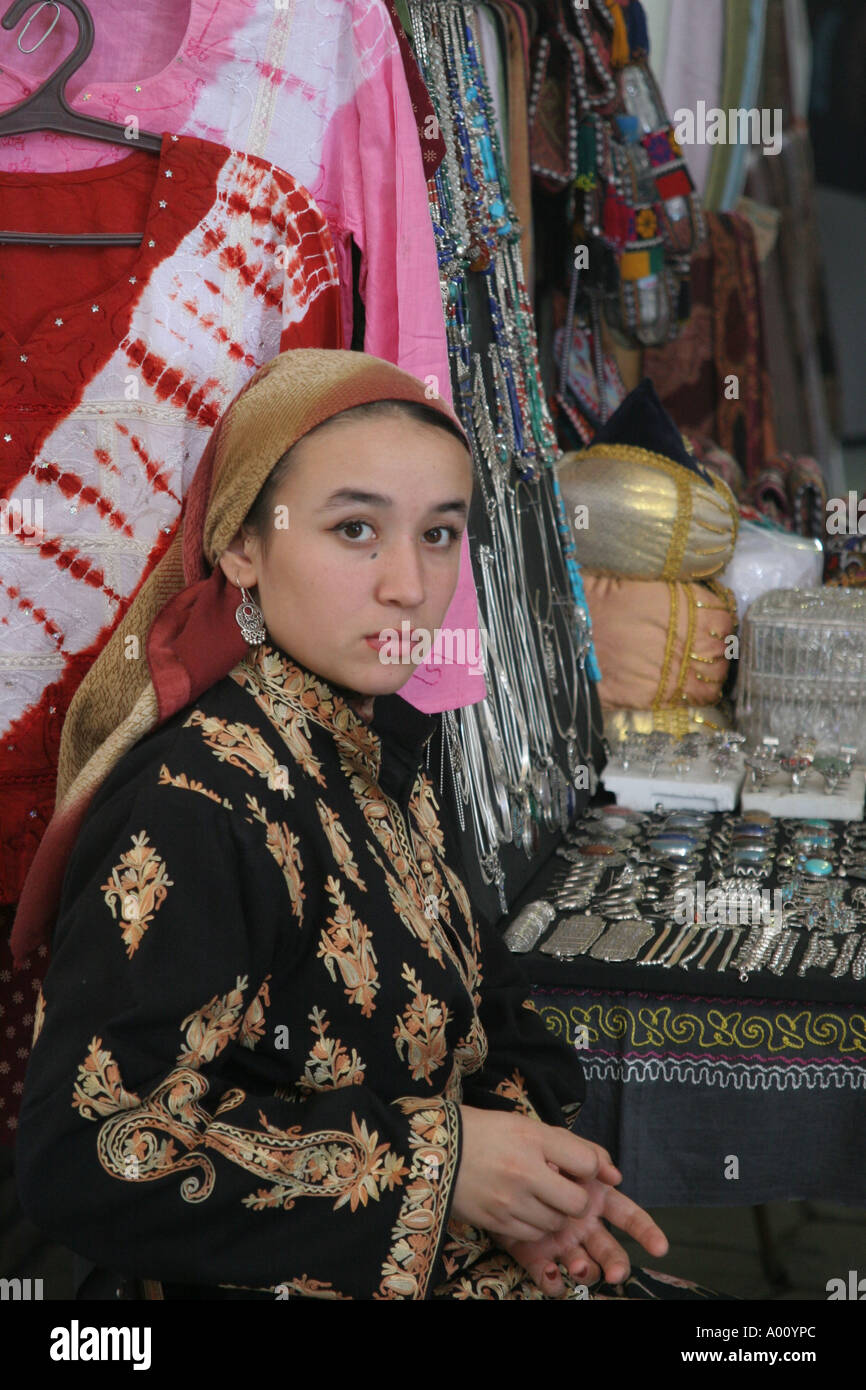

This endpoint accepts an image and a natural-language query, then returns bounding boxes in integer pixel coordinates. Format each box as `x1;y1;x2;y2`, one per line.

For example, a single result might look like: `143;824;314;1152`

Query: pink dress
0;0;450;387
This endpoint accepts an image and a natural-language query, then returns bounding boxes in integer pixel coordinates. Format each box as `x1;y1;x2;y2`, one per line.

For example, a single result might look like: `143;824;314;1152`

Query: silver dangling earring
234;577;267;646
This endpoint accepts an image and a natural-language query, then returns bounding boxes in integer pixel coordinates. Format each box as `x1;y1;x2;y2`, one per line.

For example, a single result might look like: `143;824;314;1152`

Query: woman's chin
355;664;420;696
336;654;423;698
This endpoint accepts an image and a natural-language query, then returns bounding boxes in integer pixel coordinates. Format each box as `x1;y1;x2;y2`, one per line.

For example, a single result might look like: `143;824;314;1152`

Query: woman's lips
364;630;417;654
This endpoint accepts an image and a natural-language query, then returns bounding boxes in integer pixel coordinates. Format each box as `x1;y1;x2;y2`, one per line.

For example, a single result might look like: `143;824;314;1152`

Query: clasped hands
452;1106;669;1298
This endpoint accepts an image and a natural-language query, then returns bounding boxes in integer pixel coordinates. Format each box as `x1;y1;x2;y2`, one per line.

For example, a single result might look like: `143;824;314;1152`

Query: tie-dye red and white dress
0;133;342;909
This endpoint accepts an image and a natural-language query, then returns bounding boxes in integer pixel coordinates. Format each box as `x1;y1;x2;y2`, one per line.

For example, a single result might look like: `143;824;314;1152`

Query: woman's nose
374;537;425;608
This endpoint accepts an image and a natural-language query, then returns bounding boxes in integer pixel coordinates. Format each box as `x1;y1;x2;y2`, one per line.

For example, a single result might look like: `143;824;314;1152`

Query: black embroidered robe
16;642;586;1299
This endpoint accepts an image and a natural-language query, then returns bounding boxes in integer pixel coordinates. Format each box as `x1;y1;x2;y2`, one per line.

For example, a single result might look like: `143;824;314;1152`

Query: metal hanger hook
2;0;93;87
13;0;60;52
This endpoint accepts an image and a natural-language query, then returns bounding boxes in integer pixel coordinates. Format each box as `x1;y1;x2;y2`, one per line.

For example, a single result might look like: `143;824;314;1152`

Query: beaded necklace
408;0;600;905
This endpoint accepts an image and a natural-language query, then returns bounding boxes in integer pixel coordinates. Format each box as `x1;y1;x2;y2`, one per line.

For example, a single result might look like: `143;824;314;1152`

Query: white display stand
602;754;746;812
740;768;866;821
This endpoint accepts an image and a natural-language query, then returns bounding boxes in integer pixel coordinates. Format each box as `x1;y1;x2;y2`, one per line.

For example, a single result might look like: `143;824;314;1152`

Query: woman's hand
451;1106;623;1242
498;1166;670;1297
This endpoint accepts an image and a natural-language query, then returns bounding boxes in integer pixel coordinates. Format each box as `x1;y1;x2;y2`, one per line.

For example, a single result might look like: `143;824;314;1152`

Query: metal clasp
15;0;61;51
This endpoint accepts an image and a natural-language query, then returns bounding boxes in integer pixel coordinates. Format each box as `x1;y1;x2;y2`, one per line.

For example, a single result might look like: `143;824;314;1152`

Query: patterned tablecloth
533;985;866;1207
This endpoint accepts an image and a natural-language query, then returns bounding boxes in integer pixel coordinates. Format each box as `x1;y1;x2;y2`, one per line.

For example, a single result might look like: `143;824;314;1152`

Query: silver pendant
503;900;556;953
539;914;607;958
589;918;655;962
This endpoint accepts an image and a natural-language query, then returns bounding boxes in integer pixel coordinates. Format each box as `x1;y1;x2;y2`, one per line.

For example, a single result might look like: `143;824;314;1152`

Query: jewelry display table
503;809;866;1206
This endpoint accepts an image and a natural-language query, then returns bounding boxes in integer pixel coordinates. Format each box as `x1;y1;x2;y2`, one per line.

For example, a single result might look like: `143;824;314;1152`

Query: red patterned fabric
0;134;342;907
644;212;777;483
384;0;447;175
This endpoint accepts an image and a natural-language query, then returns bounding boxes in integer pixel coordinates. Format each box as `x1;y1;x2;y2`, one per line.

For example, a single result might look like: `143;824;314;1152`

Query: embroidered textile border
579;1056;866;1093
534;998;866;1060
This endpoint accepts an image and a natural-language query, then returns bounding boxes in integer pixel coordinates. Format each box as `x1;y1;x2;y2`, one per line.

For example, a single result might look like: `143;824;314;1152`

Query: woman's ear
217;530;259;590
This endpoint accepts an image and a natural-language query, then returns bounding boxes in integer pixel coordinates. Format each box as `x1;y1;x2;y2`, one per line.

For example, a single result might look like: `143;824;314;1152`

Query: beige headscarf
12;348;478;962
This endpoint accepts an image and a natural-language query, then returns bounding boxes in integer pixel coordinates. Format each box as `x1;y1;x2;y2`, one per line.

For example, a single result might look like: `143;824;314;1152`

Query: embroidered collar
234;642;439;803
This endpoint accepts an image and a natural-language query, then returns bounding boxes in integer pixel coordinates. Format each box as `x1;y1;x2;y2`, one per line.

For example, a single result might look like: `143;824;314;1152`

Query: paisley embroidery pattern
100;831;174;958
239;977;272;1052
393;965;451;1082
72;1033;408;1214
315;799;367;890
232;649;359;787
178;976;249;1069
377;1097;460;1300
317;876;379;1017
242;1109;409;1215
298;1007;366;1093
245;796;306;925
184;709;294;796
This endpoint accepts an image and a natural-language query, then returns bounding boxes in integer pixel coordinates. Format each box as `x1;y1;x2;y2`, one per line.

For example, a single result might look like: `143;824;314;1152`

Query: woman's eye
336;520;375;542
424;526;459;548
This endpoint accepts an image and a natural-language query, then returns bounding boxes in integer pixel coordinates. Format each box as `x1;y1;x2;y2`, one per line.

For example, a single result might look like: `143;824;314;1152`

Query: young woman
14;349;715;1301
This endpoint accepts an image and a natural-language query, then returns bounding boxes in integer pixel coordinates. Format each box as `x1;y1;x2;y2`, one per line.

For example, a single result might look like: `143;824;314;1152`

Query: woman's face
219;412;474;697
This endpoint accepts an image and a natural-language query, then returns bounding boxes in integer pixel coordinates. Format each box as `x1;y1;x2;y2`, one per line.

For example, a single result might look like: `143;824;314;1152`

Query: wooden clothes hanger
0;0;163;245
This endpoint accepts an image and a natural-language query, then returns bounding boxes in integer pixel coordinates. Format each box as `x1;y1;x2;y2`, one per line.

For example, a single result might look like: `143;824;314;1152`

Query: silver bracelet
831;934;859;979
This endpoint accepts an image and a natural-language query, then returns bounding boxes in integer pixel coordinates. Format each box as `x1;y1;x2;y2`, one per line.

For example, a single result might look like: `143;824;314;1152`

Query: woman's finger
509;1189;576;1238
515;1255;567;1298
541;1265;567;1297
498;1215;561;1244
582;1225;632;1285
566;1252;600;1286
537;1127;601;1186
586;1142;622;1186
602;1187;670;1257
528;1162;592;1221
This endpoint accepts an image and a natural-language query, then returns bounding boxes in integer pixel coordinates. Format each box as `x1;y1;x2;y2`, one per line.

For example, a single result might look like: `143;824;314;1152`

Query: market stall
0;0;862;1315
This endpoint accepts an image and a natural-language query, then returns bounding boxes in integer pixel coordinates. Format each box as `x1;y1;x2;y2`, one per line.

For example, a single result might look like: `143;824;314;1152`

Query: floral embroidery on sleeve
178;975;249;1068
100;831;174;958
73;1038;409;1214
184;710;295;797
376;1098;460;1300
239;977;272;1051
297;1006;366;1092
492;1068;540;1120
157;765;234;810
243;1111;409;1215
72;1037;142;1120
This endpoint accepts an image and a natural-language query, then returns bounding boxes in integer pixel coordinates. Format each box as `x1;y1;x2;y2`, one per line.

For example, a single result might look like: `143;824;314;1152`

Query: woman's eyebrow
318;489;392;510
318;490;468;514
